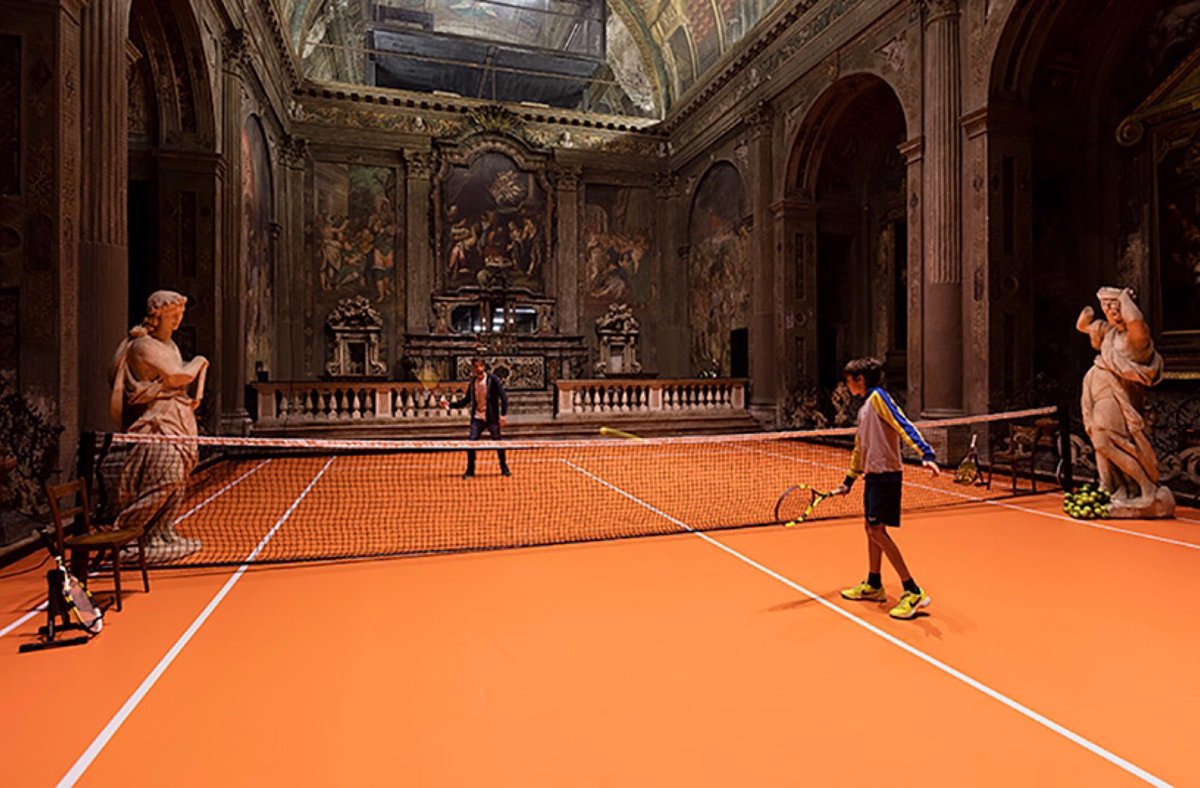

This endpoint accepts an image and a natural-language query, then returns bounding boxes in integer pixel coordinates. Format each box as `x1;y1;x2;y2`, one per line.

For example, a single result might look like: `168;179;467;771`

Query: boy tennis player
833;358;940;619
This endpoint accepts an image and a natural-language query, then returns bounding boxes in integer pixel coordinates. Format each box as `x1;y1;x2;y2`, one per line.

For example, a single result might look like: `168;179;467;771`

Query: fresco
687;162;749;376
311;162;400;304
440;152;547;293
582;185;655;308
241;116;273;380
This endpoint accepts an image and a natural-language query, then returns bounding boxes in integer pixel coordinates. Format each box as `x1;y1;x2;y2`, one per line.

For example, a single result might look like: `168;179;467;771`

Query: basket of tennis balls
1062;483;1111;519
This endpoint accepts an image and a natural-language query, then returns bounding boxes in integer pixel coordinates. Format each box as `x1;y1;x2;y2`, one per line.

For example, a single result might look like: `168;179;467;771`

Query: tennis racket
954;434;980;485
37;529;103;635
599;426;646;442
774;484;836;527
417;364;446;406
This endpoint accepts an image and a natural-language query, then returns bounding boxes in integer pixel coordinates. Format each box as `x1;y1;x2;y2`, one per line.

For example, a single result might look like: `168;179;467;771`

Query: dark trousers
466;417;508;474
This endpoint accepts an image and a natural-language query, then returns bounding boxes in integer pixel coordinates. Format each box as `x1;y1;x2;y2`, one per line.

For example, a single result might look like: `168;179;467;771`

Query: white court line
58;458;335;788
172;460;272;526
0;461;272;643
0;601;49;639
562;459;1171;788
742;445;1200;552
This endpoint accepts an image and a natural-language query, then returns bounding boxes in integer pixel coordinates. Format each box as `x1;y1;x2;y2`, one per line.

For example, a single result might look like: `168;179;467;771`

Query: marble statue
109;290;208;559
1077;287;1175;518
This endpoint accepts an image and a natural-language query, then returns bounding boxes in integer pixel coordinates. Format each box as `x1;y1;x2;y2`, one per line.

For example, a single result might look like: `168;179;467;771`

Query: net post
1056;402;1073;492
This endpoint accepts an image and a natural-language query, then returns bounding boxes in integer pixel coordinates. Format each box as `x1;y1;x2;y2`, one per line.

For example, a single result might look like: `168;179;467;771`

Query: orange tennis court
3;438;1200;787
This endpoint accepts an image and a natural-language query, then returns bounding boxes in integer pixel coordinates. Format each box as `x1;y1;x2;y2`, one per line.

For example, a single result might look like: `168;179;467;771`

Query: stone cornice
293;83;667;158
252;0;302;91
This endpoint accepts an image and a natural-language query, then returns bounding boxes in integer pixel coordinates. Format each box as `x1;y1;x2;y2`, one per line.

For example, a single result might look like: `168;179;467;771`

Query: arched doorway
988;0;1200;403
784;75;908;396
125;0;218;415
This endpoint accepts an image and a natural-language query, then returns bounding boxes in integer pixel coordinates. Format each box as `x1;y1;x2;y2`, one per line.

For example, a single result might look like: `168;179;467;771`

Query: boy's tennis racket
38;529;103;635
774;484;836;527
954;434;979;485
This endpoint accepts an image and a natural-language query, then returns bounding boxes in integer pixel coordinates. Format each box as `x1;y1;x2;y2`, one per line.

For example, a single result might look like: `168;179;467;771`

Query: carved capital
279;134;308;168
744;101;775;139
405;150;435;180
914;0;960;23
654;171;681;200
221;29;253;76
551;165;582;191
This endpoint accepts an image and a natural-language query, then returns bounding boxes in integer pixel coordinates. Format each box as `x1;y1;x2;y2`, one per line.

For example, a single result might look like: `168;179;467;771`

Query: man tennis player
834;358;939;619
442;358;511;479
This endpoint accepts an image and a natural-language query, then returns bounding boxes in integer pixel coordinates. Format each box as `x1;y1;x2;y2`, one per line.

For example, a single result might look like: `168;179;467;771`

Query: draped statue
1077;287;1175;518
109;291;209;559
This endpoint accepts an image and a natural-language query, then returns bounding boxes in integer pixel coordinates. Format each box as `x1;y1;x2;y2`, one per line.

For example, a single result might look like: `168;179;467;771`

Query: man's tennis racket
599;426;646;442
417;364;446;406
774;484;836;527
954;434;980;485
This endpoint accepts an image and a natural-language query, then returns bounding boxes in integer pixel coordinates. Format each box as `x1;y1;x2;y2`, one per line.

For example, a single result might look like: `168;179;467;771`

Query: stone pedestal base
1108;485;1176;520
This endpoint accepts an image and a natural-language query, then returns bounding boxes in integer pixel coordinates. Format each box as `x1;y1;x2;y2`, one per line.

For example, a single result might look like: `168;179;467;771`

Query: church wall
0;0;83;480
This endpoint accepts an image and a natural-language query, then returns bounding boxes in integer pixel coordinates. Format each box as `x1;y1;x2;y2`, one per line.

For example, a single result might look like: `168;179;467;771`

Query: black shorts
864;471;903;527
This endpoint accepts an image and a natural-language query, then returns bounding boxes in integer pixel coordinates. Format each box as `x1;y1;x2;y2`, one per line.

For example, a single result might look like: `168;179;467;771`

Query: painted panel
687;163;748;375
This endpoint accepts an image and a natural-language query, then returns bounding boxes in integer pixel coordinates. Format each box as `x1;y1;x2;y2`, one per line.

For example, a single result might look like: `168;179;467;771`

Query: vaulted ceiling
275;0;786;117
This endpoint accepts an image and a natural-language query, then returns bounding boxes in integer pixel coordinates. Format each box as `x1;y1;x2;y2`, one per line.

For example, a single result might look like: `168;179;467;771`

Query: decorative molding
466;105;524;136
278;134;308;167
551;165;583;191
404;150;435;181
221;29;253;76
744;101;775;139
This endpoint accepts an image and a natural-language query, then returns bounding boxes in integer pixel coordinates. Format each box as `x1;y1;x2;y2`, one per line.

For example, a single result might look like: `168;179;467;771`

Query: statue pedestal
1108;486;1176;520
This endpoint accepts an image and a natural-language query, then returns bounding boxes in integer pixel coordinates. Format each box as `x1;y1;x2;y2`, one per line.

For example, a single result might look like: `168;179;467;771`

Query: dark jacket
451;373;509;425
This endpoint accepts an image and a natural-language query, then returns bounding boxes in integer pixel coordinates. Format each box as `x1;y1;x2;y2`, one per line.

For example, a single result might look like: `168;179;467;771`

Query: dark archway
786;75;908;394
988;0;1200;401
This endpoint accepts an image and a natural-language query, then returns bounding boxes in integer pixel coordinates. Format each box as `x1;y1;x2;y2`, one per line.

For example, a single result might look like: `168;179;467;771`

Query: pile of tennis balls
1062;482;1111;519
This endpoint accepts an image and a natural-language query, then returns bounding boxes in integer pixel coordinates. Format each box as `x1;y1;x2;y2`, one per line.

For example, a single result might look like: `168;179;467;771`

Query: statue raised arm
108;291;208;560
1077;287;1174;518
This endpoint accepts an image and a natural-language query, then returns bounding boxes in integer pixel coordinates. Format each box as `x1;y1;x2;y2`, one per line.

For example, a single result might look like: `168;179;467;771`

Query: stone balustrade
554;378;747;417
253;381;470;425
251;378;748;427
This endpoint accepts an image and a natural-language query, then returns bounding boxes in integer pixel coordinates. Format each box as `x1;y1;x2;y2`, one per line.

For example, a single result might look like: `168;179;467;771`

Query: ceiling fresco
274;0;786;117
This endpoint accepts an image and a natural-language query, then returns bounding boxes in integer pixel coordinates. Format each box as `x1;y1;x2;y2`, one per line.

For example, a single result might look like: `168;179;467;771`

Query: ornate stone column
404;148;433;334
900;136;925;413
278;135;308;379
552;164;582;335
771;198;818;393
655;171;688;376
78;0;133;430
218;30;249;433
918;0;964;416
746;102;777;421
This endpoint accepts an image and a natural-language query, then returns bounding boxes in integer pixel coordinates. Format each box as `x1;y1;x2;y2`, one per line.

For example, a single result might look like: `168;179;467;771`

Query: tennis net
89;406;1066;567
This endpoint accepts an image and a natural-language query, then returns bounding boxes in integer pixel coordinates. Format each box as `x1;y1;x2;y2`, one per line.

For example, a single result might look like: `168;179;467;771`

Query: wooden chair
45;479;149;611
990;419;1059;493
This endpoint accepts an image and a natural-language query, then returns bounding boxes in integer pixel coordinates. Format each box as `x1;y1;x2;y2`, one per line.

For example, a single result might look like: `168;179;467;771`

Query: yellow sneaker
889;590;931;619
841;582;886;602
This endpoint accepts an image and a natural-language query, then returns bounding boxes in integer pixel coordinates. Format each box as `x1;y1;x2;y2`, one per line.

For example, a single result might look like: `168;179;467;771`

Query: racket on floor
599;427;646;442
954;434;979;485
774;484;836;527
37;529;103;635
